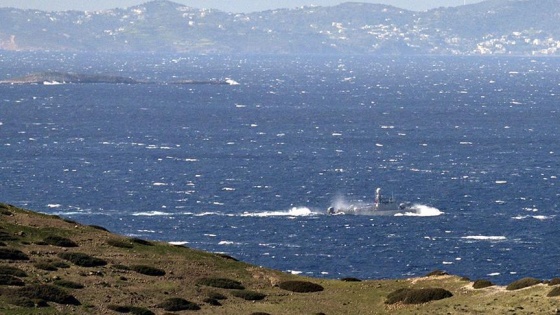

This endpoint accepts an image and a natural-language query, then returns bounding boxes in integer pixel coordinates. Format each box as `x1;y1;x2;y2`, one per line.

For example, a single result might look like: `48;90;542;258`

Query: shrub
506;277;542;291
0;265;27;277
16;284;80;305
57;252;107;267
130;265;166;276
278;281;324;293
107;239;134;249
157;298;200;311
52;261;70;269
43;236;78;247
548;286;560;297
34;262;58;271
129;238;152;246
196;277;244;290
0;231;18;241
108;304;131;312
341;277;362;282
88;225;110;232
54;280;84;289
207;292;227;300
426;270;449;277
386;288;453;305
9;296;36;307
549;278;560;286
130;307;155;315
0;274;25;286
113;264;130;271
203;298;222;306
215;253;239;261
473;279;494;289
0;248;29;260
250;313;272;315
0;204;12;216
231;290;266;301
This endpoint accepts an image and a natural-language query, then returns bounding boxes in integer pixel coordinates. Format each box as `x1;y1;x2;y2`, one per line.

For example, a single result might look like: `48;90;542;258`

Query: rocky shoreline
0;202;559;314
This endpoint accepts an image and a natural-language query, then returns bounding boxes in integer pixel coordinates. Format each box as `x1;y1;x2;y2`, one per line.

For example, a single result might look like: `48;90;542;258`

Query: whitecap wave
462;236;507;241
132;211;171;216
241;207;317;217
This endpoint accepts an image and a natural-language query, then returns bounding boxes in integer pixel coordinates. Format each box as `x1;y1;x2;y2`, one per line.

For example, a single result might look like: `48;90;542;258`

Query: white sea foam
398;204;443;217
47;204;61;208
462;236;507;241
132;211;171;216
240;207;316;217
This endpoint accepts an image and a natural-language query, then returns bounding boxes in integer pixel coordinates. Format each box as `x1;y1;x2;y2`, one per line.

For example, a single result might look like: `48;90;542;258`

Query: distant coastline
0;71;238;85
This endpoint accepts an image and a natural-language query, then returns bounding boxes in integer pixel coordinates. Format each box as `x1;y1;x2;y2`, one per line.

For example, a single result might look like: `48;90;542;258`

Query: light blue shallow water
1;53;559;284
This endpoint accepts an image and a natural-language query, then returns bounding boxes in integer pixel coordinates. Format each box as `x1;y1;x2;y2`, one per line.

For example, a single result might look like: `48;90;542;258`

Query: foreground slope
0;202;559;314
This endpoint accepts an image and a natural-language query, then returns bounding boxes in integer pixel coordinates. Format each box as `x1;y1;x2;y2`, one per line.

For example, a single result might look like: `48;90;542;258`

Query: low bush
107;305;154;315
157;298;200;311
34;262;58;271
0;205;12;216
129;238;152;246
57;252;107;267
0;274;25;286
203;298;222;306
108;304;131;312
130;307;155;315
52;261;70;269
548;278;560;286
16;284;81;305
341;277;362;282
0;265;27;277
196;277;245;290
43;236;78;247
426;270;449;277
506;277;542;291
250;313;271;315
107;239;134;249
473;279;494;289
54;280;84;289
113;264;131;271
207;292;227;300
231;290;266;301
9;296;36;307
88;225;110;232
278;281;324;293
386;288;453;305
0;248;29;260
0;231;18;241
215;253;239;261
548;286;560;297
130;265;166;276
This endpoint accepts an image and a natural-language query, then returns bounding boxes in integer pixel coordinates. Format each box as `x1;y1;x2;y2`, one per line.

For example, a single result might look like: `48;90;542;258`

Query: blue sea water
1;53;559;284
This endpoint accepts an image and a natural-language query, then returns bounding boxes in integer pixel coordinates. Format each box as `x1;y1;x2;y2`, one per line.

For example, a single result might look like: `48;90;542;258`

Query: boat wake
395;204;443;217
240;207;318;217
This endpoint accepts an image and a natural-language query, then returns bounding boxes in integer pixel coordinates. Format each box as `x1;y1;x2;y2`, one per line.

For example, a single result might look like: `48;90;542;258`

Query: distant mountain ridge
1;0;559;55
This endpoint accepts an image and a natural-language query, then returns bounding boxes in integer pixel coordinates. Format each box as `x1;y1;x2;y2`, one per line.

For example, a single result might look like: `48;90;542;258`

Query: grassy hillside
0;202;559;314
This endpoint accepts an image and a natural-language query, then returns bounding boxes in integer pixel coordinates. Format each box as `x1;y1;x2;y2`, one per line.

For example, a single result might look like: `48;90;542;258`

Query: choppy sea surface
1;53;559;284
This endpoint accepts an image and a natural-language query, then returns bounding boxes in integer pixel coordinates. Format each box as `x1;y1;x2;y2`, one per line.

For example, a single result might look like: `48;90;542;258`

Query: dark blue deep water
1;53;559;284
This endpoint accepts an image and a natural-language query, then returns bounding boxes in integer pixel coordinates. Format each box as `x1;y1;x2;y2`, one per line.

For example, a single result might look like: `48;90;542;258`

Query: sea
1;52;559;285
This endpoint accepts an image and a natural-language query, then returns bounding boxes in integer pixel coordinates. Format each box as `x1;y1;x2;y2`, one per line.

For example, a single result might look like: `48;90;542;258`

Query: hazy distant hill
1;0;559;55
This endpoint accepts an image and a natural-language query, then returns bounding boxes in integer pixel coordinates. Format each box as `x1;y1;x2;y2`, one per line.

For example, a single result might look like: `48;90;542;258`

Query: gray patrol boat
327;188;413;215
